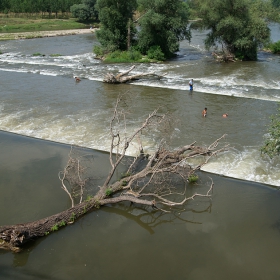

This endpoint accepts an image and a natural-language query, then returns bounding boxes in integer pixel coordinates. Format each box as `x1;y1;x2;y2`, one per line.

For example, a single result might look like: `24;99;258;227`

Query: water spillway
0;26;280;186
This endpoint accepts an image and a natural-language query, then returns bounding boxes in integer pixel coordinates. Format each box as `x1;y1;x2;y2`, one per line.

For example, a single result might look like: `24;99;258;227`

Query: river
0;25;280;186
0;24;280;279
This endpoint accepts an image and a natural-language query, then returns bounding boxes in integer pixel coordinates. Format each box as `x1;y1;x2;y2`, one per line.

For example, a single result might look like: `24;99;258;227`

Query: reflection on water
0;131;280;279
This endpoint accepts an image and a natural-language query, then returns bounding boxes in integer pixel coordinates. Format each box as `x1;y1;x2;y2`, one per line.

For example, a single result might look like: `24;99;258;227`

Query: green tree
70;0;98;21
40;0;52;17
0;0;10;13
51;0;61;18
188;0;202;19
83;0;98;19
137;0;191;58
272;0;280;8
95;0;137;52
261;107;280;158
268;40;280;53
71;4;91;21
200;0;270;60
250;0;280;22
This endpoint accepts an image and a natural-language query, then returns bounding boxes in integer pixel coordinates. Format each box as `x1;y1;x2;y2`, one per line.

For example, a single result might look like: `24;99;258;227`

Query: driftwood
212;51;236;62
103;65;166;84
0;94;228;252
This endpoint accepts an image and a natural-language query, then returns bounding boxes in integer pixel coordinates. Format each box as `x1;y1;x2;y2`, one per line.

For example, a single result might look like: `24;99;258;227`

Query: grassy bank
0;16;98;40
0;17;90;33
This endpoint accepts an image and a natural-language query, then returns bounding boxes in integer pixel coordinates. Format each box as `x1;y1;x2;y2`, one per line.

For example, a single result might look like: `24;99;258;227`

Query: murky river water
1;25;280;185
0;24;280;279
0;131;280;280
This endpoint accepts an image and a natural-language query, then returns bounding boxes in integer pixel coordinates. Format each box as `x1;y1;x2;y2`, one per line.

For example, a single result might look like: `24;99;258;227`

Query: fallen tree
0;94;228;252
212;51;236;62
103;65;166;84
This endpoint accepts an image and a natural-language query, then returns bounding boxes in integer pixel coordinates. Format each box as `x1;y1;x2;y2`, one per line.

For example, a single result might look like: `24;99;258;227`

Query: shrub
70;4;91;21
50;54;62;57
234;50;244;61
105;188;113;196
188;174;198;183
261;106;280;158
51;224;59;231
104;50;142;63
59;221;66;227
269;40;280;54
93;45;105;56
147;46;165;61
32;53;45;56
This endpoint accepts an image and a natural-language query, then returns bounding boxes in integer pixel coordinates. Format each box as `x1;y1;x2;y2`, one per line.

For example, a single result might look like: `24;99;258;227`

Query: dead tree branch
212;51;236;62
0;94;228;252
103;65;166;84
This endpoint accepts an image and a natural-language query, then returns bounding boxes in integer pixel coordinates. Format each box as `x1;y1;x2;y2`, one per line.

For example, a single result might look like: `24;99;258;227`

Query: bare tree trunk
103;65;166;84
127;19;131;50
212;51;236;62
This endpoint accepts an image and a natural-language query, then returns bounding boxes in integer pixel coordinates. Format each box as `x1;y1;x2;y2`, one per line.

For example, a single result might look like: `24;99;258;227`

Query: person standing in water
189;79;193;91
202;108;207;117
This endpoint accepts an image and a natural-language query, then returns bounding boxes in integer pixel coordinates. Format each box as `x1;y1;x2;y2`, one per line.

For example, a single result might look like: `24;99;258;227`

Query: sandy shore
0;28;95;40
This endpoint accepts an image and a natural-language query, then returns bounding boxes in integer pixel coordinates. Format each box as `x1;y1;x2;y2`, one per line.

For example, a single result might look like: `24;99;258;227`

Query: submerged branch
103;65;166;84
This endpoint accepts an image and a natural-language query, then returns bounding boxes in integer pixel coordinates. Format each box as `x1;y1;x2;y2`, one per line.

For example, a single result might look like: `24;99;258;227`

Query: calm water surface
0;131;280;279
0;24;280;279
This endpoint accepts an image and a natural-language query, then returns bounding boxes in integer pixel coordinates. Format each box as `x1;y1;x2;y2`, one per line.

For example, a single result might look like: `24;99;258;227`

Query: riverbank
0;28;96;41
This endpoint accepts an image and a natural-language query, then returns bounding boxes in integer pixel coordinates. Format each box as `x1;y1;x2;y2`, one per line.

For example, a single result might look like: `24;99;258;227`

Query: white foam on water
1;56;76;69
39;70;58;76
0;103;279;186
87;76;103;82
0;52;96;68
189;43;206;51
0;67;28;73
2;49;280;102
200;147;280;186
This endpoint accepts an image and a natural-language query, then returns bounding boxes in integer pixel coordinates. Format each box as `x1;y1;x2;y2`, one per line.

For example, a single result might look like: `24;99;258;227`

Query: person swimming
202;107;207;117
75;77;81;82
222;113;228;118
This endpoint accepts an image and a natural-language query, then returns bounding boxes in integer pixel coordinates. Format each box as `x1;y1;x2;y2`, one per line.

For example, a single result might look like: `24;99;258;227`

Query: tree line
0;0;81;16
93;0;279;61
1;0;279;60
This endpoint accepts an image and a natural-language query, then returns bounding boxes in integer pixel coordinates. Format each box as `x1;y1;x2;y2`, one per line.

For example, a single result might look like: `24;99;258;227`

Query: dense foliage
70;4;91;20
1;0;277;62
199;0;270;60
249;0;280;22
94;0;191;59
136;0;191;58
70;0;98;21
95;0;137;52
261;107;280;158
187;0;280;22
267;40;280;53
272;0;280;8
0;0;80;16
103;49;144;62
